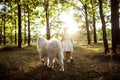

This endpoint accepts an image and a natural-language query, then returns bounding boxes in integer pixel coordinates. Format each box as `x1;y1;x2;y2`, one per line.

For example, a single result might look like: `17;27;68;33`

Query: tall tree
0;20;2;45
23;1;27;44
111;0;119;54
79;0;91;44
17;0;22;48
24;15;27;44
45;0;50;40
14;19;17;45
3;0;6;45
98;0;109;53
85;3;91;44
13;4;17;45
91;0;97;44
27;0;31;46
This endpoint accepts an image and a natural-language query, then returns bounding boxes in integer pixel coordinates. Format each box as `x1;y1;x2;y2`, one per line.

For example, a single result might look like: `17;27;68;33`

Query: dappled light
0;44;120;80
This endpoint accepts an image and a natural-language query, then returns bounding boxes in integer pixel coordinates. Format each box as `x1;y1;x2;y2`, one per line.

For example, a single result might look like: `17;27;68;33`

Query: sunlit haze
39;12;79;35
60;12;79;34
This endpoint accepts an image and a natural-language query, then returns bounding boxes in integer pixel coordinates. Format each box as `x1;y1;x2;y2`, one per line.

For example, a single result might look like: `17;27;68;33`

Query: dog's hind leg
51;59;55;69
46;57;49;66
47;58;52;68
48;57;55;69
57;58;64;71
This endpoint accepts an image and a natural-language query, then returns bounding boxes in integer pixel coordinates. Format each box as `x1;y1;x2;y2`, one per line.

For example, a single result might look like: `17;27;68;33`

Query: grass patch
0;44;120;80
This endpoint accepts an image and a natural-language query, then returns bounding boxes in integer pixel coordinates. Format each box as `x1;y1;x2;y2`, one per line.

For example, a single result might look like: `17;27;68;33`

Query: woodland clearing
0;44;120;80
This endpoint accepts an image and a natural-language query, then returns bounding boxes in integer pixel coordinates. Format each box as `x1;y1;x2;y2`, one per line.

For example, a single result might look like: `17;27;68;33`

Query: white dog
37;36;64;71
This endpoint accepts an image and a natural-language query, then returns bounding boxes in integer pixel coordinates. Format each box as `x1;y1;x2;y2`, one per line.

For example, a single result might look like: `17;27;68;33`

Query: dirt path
0;45;120;80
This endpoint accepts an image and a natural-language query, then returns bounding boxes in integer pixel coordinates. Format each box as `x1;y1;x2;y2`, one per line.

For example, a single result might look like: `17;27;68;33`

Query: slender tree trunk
14;10;17;45
3;14;6;45
93;13;97;44
111;0;119;54
45;0;50;40
3;1;6;45
27;0;30;46
23;2;27;44
28;13;30;46
85;4;90;44
10;28;12;44
24;18;27;44
0;20;2;45
14;19;17;45
98;0;109;53
18;0;22;48
91;0;97;44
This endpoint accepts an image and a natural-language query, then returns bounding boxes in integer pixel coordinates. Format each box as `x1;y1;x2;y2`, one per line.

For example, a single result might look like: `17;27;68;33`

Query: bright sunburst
60;11;78;34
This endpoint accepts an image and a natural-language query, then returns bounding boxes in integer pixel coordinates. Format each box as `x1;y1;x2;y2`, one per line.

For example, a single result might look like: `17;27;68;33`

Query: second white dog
37;37;64;71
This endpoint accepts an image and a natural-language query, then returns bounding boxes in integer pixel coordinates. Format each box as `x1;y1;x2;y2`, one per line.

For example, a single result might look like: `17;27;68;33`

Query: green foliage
97;27;111;41
0;0;112;45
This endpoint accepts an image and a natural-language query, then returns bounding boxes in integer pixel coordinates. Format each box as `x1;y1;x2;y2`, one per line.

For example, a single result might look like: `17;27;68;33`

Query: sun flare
67;27;78;34
60;12;78;35
62;26;78;35
38;11;78;35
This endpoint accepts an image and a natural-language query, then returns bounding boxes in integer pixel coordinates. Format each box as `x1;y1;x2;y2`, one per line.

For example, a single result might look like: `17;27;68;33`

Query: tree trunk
3;14;6;45
14;19;17;45
23;2;27;44
10;28;12;44
3;1;6;45
27;0;31;46
18;0;22;48
45;0;50;40
14;10;17;45
111;0;119;54
98;0;109;53
24;18;27;44
0;20;2;45
93;13;97;44
85;4;90;44
92;0;97;44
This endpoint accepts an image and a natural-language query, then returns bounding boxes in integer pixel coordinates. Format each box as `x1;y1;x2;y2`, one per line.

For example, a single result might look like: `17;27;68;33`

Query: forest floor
0;43;120;80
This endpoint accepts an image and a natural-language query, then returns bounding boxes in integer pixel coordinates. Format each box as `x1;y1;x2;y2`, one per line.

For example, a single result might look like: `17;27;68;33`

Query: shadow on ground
0;45;120;80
